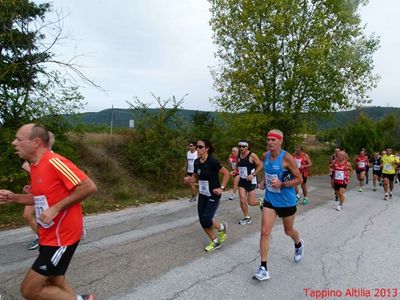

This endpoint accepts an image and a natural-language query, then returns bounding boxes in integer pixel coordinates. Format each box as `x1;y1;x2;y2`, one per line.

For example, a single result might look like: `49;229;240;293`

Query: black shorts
263;201;297;218
32;241;79;276
373;170;382;177
356;169;365;175
382;173;395;182
334;183;347;190
238;179;257;191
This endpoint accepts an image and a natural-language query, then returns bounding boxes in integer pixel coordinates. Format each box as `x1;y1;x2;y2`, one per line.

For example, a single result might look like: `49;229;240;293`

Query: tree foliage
0;0;86;129
208;0;380;137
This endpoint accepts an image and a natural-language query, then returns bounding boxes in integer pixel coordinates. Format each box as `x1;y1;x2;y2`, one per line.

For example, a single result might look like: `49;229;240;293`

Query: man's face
12;125;35;160
267;136;282;151
386;148;392;155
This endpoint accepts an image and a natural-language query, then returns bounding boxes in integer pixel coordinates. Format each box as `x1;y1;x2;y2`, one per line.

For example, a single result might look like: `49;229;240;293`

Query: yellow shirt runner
381;154;400;174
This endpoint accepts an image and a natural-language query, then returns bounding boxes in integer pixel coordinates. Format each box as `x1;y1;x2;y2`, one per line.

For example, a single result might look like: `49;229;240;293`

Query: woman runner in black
184;139;230;252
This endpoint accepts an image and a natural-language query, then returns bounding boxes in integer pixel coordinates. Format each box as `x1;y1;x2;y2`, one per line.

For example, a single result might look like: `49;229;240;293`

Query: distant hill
70;106;400;130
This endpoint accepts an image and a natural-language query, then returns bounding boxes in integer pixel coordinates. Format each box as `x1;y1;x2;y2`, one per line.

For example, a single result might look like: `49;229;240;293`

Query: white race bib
357;161;365;168
198;180;211;197
373;165;381;171
238;167;248;179
250;169;257;184
295;159;302;169
34;195;54;229
334;170;345;181
383;163;392;172
265;173;280;193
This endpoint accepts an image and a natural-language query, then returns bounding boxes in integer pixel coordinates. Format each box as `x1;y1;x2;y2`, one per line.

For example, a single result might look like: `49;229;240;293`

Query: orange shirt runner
30;150;87;246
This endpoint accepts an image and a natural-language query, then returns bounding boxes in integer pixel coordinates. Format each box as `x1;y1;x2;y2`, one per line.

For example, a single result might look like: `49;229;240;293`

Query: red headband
266;132;283;140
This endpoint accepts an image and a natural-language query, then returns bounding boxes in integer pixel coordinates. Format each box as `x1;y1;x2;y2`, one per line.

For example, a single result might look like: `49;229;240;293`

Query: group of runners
1;123;399;299
184;134;400;282
330;146;400;211
184;129;306;281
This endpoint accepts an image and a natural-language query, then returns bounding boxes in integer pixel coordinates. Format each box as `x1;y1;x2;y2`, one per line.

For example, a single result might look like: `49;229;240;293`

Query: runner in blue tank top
253;129;305;281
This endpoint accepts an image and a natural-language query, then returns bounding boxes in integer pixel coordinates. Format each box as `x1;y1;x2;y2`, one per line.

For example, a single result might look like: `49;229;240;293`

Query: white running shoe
254;266;270;281
294;239;304;262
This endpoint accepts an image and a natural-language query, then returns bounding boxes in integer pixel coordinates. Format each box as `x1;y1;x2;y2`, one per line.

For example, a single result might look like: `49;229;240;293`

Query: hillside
71;106;400;130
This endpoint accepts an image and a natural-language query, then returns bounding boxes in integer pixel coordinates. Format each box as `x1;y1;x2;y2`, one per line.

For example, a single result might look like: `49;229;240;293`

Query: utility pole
110;105;114;135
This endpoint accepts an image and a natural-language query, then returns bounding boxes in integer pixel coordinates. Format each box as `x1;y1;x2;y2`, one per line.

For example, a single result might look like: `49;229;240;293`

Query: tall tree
0;0;87;128
209;0;380;137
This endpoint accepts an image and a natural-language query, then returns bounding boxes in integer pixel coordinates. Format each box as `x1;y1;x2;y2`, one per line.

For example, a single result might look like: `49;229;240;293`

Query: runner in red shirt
353;147;368;192
330;151;353;211
0;123;97;300
227;147;240;200
293;146;312;205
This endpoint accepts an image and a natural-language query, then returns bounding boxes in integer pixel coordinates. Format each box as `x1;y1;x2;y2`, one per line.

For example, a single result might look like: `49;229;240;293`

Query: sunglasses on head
196;145;205;149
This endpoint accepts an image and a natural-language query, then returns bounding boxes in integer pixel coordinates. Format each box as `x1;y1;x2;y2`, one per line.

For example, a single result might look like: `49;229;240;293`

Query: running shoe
228;193;236;200
373;188;377;191
384;194;388;201
389;192;393;199
358;188;363;192
239;216;251;225
294;239;304;262
82;295;95;300
189;195;197;202
296;194;301;203
218;222;227;243
302;198;308;205
204;240;221;252
336;205;343;211
27;238;39;250
254;266;270;281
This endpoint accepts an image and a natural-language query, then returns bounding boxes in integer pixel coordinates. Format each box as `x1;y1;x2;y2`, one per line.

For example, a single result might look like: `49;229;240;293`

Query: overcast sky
41;0;399;112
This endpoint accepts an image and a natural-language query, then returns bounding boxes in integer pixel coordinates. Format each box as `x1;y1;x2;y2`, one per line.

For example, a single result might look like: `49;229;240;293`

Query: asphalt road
1;174;400;300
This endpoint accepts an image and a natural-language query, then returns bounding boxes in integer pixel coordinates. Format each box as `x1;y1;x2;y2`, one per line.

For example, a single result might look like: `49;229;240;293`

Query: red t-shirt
228;155;239;175
30;151;88;246
355;155;368;171
333;160;349;185
293;152;309;177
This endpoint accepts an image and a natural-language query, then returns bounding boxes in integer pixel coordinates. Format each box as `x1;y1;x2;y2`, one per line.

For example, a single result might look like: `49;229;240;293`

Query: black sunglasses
238;145;247;148
196;145;205;149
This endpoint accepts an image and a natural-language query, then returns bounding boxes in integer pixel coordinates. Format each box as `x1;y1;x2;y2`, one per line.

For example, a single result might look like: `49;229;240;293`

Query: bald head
12;123;51;162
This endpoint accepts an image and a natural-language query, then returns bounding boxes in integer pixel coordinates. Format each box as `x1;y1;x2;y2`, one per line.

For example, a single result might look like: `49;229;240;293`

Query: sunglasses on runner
196;145;205;149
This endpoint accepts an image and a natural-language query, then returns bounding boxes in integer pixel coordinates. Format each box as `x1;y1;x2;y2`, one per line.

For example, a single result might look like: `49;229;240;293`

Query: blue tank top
263;150;297;207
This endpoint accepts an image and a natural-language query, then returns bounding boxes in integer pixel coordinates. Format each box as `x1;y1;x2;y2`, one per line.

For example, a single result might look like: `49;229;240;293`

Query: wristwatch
220;186;225;190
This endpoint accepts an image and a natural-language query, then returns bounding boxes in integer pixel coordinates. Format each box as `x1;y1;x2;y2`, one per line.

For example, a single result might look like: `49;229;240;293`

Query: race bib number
334;170;345;181
383;163;392;172
34;195;54;229
357;161;365;168
250;169;257;184
265;173;280;193
373;165;381;171
238;167;248;179
198;180;211;197
295;159;302;169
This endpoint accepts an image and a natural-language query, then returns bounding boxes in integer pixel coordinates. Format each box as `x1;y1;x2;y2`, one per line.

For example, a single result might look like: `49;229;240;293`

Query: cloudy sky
40;0;399;112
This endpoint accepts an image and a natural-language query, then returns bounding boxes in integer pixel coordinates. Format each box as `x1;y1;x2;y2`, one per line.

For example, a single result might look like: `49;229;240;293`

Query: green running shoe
204;240;221;252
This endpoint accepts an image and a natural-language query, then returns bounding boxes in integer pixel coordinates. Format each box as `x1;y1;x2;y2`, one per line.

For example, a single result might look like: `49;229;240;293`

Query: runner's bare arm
280;153;303;188
0;190;34;205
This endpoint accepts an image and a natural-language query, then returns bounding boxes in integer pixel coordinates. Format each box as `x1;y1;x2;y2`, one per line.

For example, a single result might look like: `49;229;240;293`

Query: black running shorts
32;241;79;276
263;201;297;218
